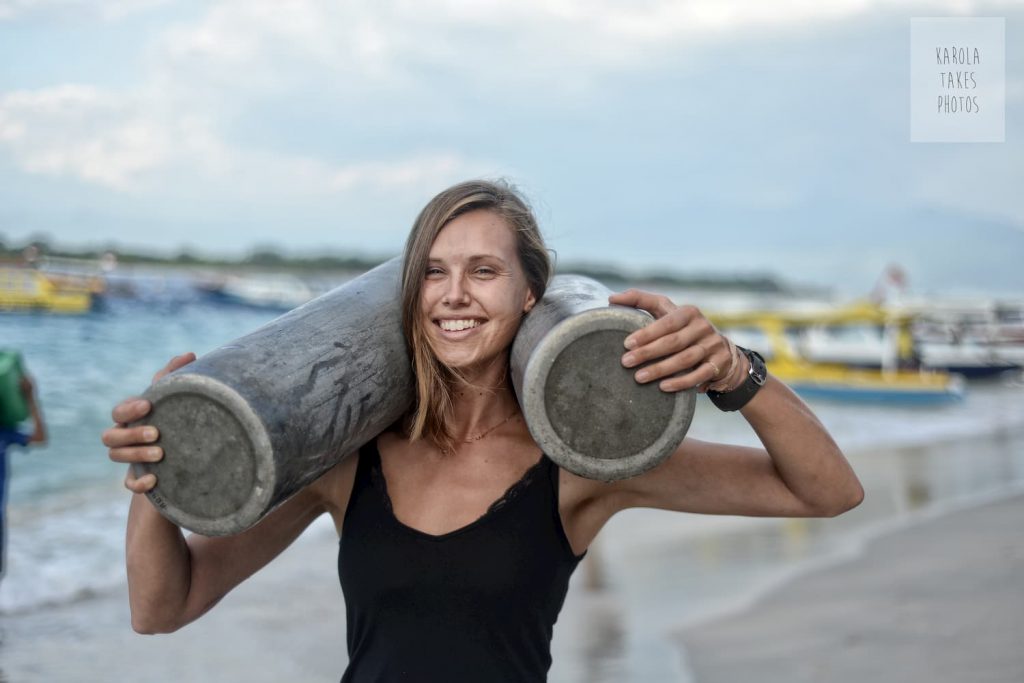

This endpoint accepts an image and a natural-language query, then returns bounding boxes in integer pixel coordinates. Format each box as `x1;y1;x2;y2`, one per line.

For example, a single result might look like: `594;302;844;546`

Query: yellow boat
707;303;965;404
0;266;93;313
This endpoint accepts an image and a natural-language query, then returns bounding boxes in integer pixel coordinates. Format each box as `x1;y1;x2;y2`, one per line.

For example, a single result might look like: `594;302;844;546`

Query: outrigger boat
785;301;1022;378
707;302;966;404
865;265;1022;377
0;266;94;313
893;297;1024;377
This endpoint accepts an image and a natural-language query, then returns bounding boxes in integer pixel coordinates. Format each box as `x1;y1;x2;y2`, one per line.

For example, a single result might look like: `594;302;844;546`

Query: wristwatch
706;346;767;412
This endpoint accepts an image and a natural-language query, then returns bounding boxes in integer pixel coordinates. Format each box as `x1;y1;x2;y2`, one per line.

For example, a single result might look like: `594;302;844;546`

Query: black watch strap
706;346;768;412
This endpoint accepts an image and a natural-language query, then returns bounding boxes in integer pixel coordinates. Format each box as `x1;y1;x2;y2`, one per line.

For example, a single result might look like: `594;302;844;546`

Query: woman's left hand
609;289;744;393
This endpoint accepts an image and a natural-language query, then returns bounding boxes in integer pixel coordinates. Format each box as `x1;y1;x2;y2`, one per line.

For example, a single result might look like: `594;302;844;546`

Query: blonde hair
400;179;551;452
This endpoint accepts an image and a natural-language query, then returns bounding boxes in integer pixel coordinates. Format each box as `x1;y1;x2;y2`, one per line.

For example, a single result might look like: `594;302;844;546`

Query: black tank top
337;439;585;682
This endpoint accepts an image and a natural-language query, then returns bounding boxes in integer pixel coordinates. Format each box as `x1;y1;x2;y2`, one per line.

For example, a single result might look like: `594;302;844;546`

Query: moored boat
707;304;965;404
759;356;966;405
201;273;314;311
897;298;1024;376
0;266;93;313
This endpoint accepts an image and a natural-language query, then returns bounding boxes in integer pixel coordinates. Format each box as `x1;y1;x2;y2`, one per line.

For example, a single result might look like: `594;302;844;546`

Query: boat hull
768;360;965;405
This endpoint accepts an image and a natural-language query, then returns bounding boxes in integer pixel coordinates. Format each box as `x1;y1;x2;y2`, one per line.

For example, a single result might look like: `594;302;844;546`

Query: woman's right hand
102;352;196;494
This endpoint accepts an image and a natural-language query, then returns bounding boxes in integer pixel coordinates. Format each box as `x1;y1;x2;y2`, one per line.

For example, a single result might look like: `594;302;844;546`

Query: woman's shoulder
307;446;361;521
311;428;409;519
375;428;407;456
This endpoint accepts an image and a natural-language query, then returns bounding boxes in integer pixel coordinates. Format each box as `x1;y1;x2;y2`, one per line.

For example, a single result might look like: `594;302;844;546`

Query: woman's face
420;209;537;372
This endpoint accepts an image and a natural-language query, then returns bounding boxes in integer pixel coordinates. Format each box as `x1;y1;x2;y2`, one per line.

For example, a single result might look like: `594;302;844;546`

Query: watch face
748;350;768;385
707;346;767;412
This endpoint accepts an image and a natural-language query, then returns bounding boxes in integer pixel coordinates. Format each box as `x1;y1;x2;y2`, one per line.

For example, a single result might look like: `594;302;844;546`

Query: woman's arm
19;372;47;445
604;290;864;518
121;474;328;634
104;353;357;634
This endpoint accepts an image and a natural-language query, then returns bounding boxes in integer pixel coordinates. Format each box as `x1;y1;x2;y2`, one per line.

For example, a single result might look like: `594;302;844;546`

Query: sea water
1;274;282;613
2;274;1024;681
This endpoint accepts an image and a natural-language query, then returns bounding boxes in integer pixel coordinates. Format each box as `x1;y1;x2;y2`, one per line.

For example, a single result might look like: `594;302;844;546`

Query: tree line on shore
0;235;798;294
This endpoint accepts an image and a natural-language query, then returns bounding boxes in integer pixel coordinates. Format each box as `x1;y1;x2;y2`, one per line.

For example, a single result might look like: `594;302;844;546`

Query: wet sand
3;426;1024;682
675;491;1024;683
0;521;348;682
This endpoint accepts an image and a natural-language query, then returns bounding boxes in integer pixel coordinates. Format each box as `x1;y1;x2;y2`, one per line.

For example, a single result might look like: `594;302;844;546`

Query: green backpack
0;350;30;428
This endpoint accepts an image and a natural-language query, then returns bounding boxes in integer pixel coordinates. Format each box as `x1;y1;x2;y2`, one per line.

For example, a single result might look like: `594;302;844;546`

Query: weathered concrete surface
676;493;1024;683
512;275;696;482
134;258;413;536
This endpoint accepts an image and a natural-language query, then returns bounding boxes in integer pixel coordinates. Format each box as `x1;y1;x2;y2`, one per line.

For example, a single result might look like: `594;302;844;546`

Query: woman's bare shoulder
310;428;410;532
307;448;360;533
375;429;409;458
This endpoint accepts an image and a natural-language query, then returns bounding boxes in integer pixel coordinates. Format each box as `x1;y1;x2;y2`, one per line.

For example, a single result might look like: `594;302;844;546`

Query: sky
0;0;1021;297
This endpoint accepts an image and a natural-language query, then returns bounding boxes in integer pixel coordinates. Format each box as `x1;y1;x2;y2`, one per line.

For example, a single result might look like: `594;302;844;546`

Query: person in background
0;369;48;583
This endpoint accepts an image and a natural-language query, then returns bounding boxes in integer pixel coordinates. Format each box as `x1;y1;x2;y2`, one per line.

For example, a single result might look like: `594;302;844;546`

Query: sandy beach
0;518;348;682
3;425;1024;682
676;491;1024;683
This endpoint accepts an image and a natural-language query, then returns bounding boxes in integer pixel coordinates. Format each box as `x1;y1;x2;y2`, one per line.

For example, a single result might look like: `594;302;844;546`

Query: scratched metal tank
511;275;696;482
132;258;413;536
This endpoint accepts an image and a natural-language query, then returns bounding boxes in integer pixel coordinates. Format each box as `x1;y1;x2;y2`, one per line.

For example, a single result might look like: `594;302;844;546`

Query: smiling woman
103;178;863;683
422;221;534;374
399;183;548;453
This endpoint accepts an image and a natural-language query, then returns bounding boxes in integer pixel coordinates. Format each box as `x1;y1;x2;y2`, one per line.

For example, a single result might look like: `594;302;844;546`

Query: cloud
0;85;225;190
1;0;1017;208
0;0;515;195
0;83;483;195
329;154;471;191
150;0;1007;81
0;0;169;21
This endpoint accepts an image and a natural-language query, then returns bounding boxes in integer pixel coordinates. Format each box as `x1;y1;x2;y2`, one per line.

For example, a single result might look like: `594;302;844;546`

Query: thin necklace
461;408;519;443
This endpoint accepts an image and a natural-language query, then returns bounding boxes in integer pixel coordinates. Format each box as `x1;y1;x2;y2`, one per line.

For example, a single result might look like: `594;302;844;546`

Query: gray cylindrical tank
511;276;696;482
131;258;413;536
